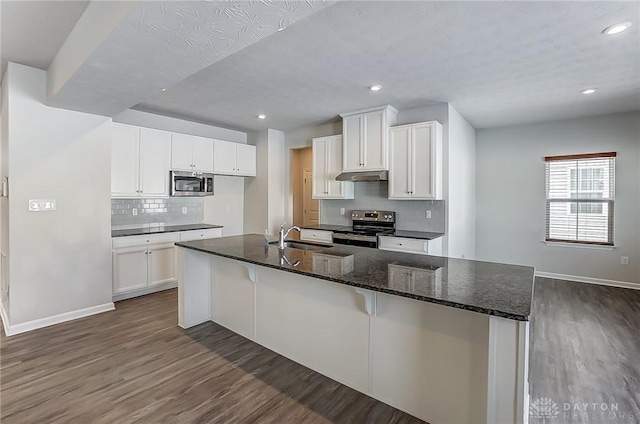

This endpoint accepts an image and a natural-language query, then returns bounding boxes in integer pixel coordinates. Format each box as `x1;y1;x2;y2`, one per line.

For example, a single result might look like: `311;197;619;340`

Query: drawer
378;236;429;255
300;229;333;244
179;228;223;242
112;232;180;249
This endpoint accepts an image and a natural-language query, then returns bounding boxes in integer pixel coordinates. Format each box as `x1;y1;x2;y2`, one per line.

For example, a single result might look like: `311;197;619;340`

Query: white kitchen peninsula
176;235;533;424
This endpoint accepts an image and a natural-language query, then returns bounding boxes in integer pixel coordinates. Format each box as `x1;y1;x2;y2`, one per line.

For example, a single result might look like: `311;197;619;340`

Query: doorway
303;169;319;226
291;147;319;239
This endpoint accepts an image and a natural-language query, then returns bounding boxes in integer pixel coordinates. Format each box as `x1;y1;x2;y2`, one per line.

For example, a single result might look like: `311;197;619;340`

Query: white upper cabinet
111;123;140;197
312;135;354;199
213;140;256;177
171;133;214;172
340;105;398;172
388;121;443;200
139;128;171;197
111;123;171;197
235;144;257;176
213;140;237;174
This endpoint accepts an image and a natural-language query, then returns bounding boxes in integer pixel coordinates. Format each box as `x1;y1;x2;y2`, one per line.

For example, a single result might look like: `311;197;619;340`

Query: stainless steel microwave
170;171;214;197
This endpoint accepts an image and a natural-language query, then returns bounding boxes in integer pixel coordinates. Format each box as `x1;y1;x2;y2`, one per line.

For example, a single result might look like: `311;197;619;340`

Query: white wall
203;176;244;236
4;63;113;327
244;130;269;234
244;129;286;236
1;65;9;317
113;109;247;143
267;129;285;234
447;104;476;259
476;112;640;284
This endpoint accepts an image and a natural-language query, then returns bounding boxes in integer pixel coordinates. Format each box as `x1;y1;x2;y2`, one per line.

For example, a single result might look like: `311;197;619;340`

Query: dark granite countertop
112;224;223;238
176;234;534;321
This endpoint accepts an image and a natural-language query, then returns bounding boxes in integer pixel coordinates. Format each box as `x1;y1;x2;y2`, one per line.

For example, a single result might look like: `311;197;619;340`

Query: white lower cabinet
112;229;222;300
112;246;149;294
378;236;442;256
113;242;177;296
299;229;333;243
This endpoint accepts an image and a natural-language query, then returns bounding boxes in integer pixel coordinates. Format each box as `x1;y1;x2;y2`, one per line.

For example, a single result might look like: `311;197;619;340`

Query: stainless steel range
332;210;396;248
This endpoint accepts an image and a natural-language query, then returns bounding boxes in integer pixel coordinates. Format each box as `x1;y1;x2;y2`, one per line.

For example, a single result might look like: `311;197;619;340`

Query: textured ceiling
2;1;639;131
0;1;89;80
47;0;333;116
134;1;640;131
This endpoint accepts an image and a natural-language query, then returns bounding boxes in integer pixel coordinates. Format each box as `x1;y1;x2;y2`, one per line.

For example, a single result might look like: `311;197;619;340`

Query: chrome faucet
278;223;301;249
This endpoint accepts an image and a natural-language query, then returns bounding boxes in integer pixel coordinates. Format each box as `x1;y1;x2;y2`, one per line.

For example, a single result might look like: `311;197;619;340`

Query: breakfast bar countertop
176;234;534;321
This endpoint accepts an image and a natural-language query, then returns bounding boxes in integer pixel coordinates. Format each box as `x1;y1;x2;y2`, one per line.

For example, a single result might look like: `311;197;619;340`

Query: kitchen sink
270;240;333;251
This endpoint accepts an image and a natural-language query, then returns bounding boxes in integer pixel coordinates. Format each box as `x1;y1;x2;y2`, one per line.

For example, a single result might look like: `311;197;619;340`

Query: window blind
545;152;615;245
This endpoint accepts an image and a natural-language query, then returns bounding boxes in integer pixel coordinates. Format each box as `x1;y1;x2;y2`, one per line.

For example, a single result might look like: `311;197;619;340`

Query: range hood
335;170;388;182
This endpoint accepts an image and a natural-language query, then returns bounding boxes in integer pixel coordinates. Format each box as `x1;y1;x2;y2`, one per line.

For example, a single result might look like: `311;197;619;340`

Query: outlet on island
425;210;431;219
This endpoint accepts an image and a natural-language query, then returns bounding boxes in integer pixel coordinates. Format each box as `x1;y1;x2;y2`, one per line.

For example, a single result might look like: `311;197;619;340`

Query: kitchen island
176;235;534;424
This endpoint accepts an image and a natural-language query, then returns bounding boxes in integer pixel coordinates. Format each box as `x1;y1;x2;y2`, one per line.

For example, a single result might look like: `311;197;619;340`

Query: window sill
543;241;615;251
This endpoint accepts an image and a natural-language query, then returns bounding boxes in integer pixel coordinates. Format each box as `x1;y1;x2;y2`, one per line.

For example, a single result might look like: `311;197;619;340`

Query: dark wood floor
1;278;639;423
0;289;422;424
529;278;640;424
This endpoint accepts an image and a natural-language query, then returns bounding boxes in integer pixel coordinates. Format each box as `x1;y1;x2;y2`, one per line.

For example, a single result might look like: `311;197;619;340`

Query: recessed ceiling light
602;22;631;35
161;88;167;92
581;88;598;95
257;114;267;119
369;84;382;91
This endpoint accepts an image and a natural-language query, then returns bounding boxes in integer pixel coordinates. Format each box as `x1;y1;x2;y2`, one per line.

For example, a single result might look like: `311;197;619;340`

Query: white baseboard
112;281;177;302
0;301;10;336
535;271;640;290
2;302;115;337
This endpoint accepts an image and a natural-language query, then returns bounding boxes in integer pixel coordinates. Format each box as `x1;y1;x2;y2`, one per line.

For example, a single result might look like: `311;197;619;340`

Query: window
545;152;615;246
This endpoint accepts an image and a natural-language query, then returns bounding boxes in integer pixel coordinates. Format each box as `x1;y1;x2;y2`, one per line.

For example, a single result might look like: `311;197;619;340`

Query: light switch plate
29;199;56;211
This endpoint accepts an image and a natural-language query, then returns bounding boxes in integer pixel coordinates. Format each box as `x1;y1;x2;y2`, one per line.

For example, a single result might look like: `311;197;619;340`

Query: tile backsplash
320;181;445;233
111;197;203;228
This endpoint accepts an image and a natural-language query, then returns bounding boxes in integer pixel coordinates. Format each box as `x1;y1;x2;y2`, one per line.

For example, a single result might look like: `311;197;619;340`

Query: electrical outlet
182;207;188;215
28;199;56;211
340;208;345;216
132;208;138;216
425;210;432;219
621;256;629;265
